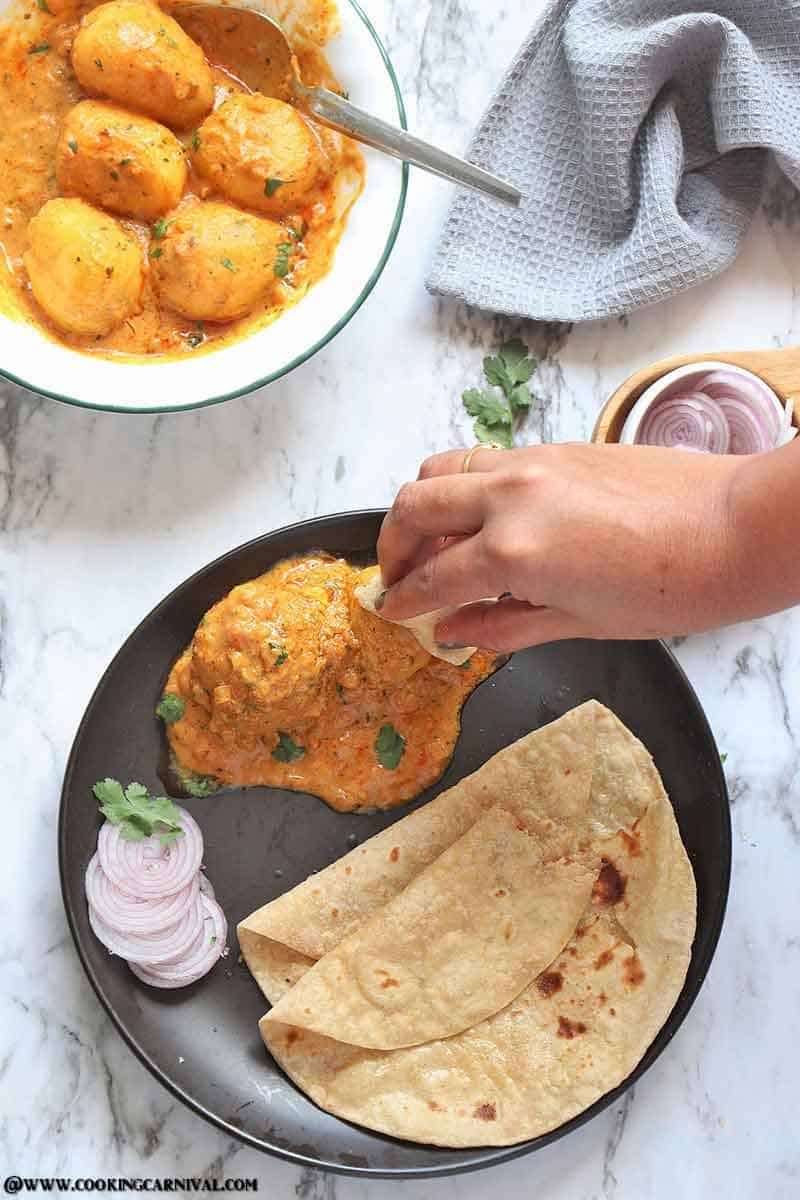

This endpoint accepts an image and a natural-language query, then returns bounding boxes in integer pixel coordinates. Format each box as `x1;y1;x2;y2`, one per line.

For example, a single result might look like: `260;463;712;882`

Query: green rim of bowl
0;0;408;415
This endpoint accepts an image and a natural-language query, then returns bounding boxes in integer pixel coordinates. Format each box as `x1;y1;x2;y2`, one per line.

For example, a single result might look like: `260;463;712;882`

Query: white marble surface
2;0;800;1195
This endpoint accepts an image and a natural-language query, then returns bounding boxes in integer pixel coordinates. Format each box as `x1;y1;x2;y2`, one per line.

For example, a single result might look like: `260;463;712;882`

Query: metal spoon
172;1;521;207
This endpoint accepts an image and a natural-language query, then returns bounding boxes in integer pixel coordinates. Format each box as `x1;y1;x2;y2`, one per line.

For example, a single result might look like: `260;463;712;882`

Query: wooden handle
593;347;800;443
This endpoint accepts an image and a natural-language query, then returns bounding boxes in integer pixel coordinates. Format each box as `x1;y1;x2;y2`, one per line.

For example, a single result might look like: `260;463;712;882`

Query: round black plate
60;511;731;1179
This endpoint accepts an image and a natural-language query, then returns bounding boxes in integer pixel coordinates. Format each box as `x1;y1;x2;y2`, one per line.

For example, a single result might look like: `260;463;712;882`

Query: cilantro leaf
476;421;512;448
178;768;219;798
269;641;288;667
93;778;183;845
463;388;511;428
264;177;292;198
482;355;512;394
274;242;292;278
67;138;78;154
151;217;170;239
499;337;537;382
156;693;185;724
509;382;532;416
36;0;52;11
272;732;305;762
28;41;50;53
191;130;201;152
220;257;237;272
375;723;405;770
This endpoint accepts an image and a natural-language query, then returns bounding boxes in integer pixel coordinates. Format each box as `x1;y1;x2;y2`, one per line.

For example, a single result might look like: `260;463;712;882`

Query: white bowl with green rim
0;0;407;414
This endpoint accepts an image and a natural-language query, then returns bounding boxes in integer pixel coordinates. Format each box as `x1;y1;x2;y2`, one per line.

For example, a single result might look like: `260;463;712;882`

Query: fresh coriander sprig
93;778;184;844
462;337;538;448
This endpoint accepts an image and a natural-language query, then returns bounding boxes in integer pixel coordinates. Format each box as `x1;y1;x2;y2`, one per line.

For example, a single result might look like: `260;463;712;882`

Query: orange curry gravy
163;554;496;812
0;0;363;357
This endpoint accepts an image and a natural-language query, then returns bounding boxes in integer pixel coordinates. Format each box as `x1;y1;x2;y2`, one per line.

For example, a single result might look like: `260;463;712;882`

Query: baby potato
150;200;285;322
56;101;187;222
24;198;144;336
72;1;214;129
193;93;328;216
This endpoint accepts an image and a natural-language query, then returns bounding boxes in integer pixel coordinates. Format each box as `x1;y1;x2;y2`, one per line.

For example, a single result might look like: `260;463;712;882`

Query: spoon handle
295;84;521;208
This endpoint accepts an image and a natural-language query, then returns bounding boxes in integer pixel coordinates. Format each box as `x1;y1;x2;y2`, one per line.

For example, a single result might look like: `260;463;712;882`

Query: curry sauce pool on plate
0;0;364;357
162;553;495;811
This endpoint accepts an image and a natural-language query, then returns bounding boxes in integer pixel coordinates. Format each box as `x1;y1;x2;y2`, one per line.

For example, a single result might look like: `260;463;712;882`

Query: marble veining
1;0;800;1195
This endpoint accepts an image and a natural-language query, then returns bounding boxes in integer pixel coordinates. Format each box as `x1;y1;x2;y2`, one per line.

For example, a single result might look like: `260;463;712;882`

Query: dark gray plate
59;510;731;1178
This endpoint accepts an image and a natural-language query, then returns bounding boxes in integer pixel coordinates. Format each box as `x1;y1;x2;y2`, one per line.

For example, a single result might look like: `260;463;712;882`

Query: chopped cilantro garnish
269;641;288;667
461;337;538;448
109;168;119;180
67;137;78;154
36;0;51;12
272;732;305;762
150;245;164;259
178;769;219;798
156;693;185;724
264;177;292;198
375;723;405;770
28;41;50;53
220;256;237;272
93;778;183;845
274;241;292;278
151;216;170;239
119;157;132;167
191;130;201;152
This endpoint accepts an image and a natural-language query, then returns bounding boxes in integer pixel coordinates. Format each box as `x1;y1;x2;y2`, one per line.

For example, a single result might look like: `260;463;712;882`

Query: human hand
377;443;747;651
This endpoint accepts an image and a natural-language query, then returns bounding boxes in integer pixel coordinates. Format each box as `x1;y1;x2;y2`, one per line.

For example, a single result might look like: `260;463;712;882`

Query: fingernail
374;590;387;611
436;640;467;651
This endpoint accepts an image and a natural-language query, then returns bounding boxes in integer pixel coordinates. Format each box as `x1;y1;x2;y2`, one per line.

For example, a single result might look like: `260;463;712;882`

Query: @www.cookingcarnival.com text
3;1179;259;1194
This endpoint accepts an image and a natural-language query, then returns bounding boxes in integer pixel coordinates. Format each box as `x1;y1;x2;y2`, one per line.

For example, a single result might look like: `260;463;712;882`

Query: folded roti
238;701;600;1002
263;806;596;1049
354;566;477;666
261;761;696;1147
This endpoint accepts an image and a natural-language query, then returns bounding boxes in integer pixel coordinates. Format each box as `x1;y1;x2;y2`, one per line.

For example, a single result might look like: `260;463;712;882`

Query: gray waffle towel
427;0;800;321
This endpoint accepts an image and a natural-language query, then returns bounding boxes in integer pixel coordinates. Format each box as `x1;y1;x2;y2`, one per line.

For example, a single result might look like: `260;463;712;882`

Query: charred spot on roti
557;1016;588;1039
473;1102;497;1121
594;946;616;970
623;953;646;987
286;1028;302;1046
591;858;626;906
389;847;399;862
380;976;399;989
495;888;507;897
536;971;563;997
428;1101;444;1112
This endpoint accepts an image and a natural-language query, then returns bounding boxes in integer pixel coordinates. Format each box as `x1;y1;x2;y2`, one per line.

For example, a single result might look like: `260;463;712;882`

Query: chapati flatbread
263;806;596;1049
354;566;477;666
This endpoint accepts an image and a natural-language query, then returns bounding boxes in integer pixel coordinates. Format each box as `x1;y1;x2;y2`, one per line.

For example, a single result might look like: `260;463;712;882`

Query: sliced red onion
85;854;199;934
198;872;215;899
128;894;228;988
715;397;774;455
694;370;781;443
97;806;203;899
638;392;731;454
779;396;797;446
89;893;207;965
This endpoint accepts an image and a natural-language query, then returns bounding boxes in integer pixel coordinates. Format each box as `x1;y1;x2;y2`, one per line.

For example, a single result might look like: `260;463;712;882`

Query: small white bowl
0;0;407;413
619;360;785;445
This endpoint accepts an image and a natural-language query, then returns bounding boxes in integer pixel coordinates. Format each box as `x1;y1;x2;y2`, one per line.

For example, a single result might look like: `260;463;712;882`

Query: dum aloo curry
0;0;363;357
162;554;495;812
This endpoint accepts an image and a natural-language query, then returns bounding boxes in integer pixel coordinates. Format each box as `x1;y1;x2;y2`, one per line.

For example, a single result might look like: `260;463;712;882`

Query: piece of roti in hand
354;566;477;666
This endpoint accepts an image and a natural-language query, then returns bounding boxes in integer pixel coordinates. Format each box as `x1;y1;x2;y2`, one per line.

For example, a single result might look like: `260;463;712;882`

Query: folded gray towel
426;0;800;322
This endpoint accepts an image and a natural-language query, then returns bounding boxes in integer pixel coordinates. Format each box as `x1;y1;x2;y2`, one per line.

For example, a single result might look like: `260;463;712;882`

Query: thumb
435;598;591;654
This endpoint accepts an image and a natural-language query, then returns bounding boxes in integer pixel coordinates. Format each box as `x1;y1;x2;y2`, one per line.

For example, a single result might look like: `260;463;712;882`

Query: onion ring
97;805;203;898
128;894;227;988
637;392;730;454
85;854;199;933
